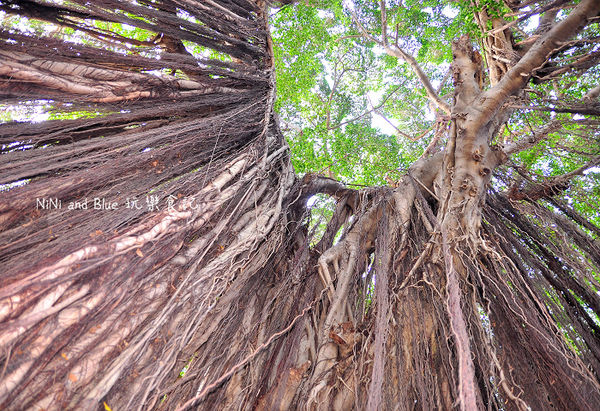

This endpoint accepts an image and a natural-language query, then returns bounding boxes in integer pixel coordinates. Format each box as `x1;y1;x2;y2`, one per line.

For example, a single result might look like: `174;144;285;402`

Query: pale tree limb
382;46;452;115
473;0;600;129
584;84;600;101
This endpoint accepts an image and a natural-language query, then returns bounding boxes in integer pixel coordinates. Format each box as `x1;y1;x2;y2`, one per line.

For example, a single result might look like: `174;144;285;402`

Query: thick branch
509;102;600;116
474;0;600;127
296;174;357;205
508;155;600;201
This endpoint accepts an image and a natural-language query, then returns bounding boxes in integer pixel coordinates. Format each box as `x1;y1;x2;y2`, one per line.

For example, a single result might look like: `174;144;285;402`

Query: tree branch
380;0;388;46
328;84;402;130
350;2;451;115
383;45;452;115
508;155;600;201
504;120;562;155
473;0;600;128
508;103;600;116
487;0;570;35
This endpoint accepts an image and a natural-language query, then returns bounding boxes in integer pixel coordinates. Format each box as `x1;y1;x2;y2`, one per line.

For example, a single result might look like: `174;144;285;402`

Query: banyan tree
1;0;600;409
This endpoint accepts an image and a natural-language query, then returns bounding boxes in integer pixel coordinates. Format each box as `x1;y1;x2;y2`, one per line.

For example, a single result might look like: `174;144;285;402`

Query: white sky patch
523;14;540;33
367;90;398;135
147;69;167;77
317;10;334;19
442;5;459;19
1;102;51;123
322;59;334;89
367;90;385;105
372;113;398;135
31;113;50;122
424;107;435;121
371;44;386;56
0;179;30;192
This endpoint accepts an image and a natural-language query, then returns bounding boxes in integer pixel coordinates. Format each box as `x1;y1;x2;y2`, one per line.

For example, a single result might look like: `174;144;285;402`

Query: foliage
270;0;600;221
